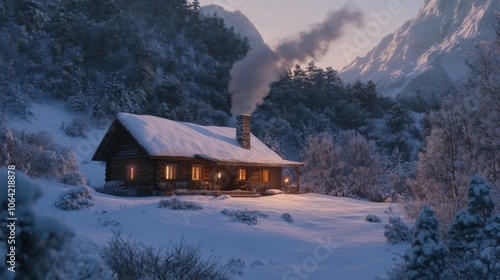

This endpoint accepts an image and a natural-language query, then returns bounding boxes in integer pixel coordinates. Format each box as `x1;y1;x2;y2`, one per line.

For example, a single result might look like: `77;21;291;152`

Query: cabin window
192;166;201;181
238;168;247;180
262;169;269;182
128;167;135;180
165;165;176;180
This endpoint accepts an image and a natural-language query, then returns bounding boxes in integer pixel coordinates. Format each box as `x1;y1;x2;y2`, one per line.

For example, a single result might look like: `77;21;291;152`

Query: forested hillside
0;0;249;125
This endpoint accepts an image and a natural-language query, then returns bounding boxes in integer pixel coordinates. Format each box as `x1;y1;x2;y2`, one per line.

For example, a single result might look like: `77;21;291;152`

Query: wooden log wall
106;156;155;186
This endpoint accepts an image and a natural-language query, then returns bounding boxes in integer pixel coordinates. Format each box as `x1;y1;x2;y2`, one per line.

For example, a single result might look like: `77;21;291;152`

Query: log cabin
92;113;304;193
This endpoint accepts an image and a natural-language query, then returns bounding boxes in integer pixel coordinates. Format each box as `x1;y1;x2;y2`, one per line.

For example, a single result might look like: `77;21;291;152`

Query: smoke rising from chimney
229;7;364;116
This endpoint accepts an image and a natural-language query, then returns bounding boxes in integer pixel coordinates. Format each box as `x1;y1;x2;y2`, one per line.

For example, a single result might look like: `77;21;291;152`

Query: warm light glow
284;177;289;183
129;167;134;180
217;172;222;179
165;165;176;180
192;166;201;181
238;168;247;180
262;170;269;182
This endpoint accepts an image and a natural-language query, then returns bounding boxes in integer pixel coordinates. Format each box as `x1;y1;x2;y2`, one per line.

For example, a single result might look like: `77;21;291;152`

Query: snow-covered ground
37;183;406;279
8;102;408;279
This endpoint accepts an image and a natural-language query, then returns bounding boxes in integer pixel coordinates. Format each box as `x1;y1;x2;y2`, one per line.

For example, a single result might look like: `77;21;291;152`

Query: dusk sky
198;0;424;70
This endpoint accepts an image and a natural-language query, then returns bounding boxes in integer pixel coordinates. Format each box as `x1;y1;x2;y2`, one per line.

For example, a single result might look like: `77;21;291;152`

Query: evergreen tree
472;214;500;278
448;175;496;275
385;95;410;133
405;205;448;280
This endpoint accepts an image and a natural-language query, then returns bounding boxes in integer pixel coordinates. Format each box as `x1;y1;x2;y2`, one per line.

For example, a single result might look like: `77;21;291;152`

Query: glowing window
128;167;135;180
192;166;201;181
238;168;247;180
165;165;176;180
262;170;269;182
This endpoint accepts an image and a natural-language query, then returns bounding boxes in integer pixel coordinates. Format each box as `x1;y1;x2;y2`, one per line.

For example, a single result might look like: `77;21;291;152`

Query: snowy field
35;182;407;279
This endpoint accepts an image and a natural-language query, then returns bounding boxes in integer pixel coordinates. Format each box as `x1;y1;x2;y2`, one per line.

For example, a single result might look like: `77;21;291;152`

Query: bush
250;259;263;268
103;181;124;188
220;209;268;226
64;117;88;137
281;213;295;223
0;126;85;183
55;186;95;211
158;198;203;210
226;257;245;276
366;214;382;223
61;171;87;186
375;255;410;280
100;233;229;280
384;216;412;244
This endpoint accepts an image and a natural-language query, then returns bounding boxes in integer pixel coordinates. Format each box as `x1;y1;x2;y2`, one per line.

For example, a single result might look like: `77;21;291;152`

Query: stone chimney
236;114;251;149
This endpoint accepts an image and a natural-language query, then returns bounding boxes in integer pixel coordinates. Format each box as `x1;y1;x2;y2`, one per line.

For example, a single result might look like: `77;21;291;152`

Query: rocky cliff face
340;0;499;98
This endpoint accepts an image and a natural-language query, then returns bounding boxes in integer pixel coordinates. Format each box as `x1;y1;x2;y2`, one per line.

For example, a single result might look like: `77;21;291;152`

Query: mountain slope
340;0;499;98
201;4;267;50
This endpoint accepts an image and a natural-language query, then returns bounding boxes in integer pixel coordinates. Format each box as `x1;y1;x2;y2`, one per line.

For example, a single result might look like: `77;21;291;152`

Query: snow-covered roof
114;113;302;167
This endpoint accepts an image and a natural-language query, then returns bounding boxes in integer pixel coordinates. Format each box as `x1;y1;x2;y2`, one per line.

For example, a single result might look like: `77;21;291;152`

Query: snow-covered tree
448;175;496;277
337;130;383;200
471;214;500;278
449;176;495;249
405;205;448;280
301;130;383;201
384;216;412;244
301;132;339;194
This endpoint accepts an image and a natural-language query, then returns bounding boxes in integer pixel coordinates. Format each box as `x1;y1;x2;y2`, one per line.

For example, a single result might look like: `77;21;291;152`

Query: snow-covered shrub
0;127;85;183
55;186;95;211
100;233;229;280
103;181;124;189
64;116;89;137
366;214;382;223
281;213;294;223
0;168;113;279
375;255;409;280
250;259;263;268
405;206;448;280
226;257;245;276
61;171;87;186
158;198;203;210
384;216;412;244
220;209;268;226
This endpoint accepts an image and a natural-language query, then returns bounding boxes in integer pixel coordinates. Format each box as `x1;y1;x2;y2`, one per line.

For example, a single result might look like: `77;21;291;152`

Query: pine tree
385;95;410;133
91;99;104;121
448;175;496;276
405;205;448;280
472;214;500;279
67;91;89;113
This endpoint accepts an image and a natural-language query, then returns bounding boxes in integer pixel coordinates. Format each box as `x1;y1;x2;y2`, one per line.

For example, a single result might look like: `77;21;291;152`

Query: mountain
340;0;499;98
201;4;267;50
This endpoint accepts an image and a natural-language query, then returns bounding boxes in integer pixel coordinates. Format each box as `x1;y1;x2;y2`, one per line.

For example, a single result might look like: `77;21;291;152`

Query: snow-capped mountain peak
340;0;498;98
201;4;267;50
